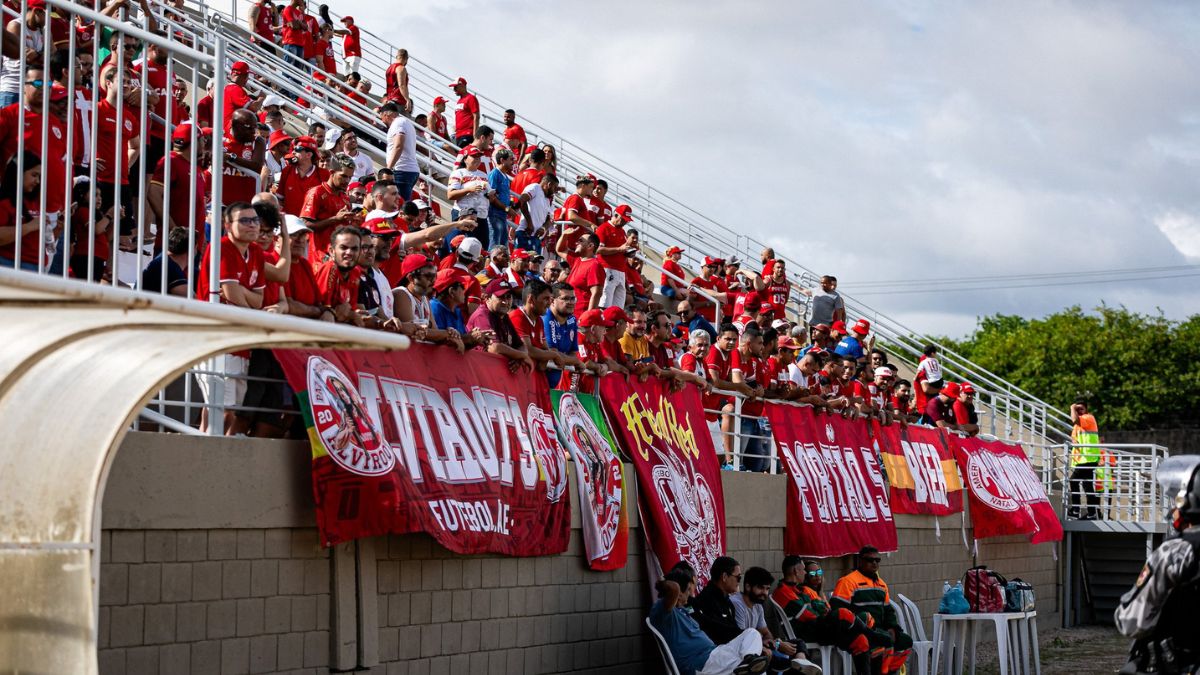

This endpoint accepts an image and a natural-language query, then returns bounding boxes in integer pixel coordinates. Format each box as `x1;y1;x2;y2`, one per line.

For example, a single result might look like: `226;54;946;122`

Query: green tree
945;306;1200;431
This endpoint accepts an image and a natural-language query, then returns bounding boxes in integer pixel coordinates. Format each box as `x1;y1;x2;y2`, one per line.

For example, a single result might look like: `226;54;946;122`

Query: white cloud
1157;211;1200;259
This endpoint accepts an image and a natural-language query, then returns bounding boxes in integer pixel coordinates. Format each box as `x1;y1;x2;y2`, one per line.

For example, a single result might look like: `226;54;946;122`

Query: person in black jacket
693;556;745;645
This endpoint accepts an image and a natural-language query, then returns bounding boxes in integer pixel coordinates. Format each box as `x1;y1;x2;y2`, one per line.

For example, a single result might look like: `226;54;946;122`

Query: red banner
274;344;571;555
599;375;727;587
875;423;964;516
951;436;1063;544
765;404;897;558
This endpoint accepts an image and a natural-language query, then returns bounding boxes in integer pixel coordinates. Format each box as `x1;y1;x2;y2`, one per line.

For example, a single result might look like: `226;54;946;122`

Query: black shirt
692;582;742;645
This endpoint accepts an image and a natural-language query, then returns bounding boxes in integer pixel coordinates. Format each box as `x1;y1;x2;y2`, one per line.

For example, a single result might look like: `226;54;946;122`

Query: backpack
1005;579;1035;612
962;566;1007;613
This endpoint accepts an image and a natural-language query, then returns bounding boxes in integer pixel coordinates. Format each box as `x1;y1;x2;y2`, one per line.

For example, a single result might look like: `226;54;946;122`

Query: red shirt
300;182;349;258
312;259;361;309
287;256;319;306
277;163;327;216
342;24;361;57
600;338;630;369
384;62;407;105
0;104;67;212
253;1;274;42
731;348;767;416
703;346;733;420
595;221;629;273
450;265;483;306
567;257;605;318
95;98;139;185
510;168;544;196
763;279;791;319
222;83;252;132
196;95;213;128
222;137;261;205
195;237;267;302
562;193;595;225
661;258;686;288
508;307;546;349
429;112;449;140
301;15;321;59
315;38;335;74
586;197;612;224
504;123;527;146
131;59;170;139
279;6;307;46
690;275;727;323
454;93;479;139
0;197;41;265
152;150;208;235
765;356;789;389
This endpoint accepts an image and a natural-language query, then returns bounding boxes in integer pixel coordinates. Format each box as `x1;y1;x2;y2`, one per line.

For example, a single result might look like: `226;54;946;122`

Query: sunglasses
805;570;824;577
728;573;742;582
25;79;44;88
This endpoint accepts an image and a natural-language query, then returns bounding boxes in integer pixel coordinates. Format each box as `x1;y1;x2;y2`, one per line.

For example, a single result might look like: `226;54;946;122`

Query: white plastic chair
892;594;934;675
645;616;683;675
769;597;852;675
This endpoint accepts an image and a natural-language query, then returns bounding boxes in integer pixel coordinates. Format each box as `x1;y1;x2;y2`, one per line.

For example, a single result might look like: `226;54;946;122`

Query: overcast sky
340;0;1200;337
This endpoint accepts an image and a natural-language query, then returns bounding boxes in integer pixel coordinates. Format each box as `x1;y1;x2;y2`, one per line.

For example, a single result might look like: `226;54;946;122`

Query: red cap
665;246;684;256
448;77;467;88
579;308;611;328
811;323;830;332
432;96;447;106
614;204;634;220
743;296;762;312
27;0;45;9
339;15;353;22
268;130;292;149
851;318;871;335
942;382;962;398
511;248;532;261
347;181;364;192
401;253;431;279
484;278;515;298
831;320;848;334
702;256;721;267
778;337;801;350
364;217;398;235
230;61;250;75
48;83;68;101
463;146;483;157
450;234;466;249
433;268;462;293
602;306;628;325
961;383;976;395
759;301;775;314
172;122;206;142
293;135;317;152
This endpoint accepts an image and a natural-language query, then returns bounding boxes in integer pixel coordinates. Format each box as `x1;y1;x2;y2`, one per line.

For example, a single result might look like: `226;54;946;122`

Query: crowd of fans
0;0;984;449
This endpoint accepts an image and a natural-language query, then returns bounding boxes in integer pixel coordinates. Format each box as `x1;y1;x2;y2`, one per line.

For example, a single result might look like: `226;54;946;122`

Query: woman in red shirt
0;152;45;271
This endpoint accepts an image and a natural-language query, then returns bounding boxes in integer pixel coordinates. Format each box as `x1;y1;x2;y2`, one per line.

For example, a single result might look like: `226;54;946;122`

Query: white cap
874;366;894;378
262;94;286;108
365;208;400;220
771;319;790;330
457;236;483;261
412;198;430;210
285;215;311;236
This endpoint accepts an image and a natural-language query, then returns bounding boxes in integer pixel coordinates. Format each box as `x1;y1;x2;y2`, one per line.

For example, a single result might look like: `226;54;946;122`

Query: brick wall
96;433;1061;674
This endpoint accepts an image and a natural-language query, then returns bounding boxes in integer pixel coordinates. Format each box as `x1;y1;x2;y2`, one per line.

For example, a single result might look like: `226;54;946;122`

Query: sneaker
791;657;822;674
733;654;770;674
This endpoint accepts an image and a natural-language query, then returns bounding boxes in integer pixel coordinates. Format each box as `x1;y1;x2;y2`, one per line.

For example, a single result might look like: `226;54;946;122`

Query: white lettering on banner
964;448;1048;512
322;360;561;494
780;440;891;524
900;440;950;507
427;499;511;534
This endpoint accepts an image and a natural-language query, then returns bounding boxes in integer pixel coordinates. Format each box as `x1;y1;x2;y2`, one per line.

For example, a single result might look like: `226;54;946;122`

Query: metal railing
182;0;1077;446
1045;443;1169;524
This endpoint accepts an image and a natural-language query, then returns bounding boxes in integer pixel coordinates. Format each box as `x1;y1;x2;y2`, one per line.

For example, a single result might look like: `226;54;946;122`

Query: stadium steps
1076;532;1158;625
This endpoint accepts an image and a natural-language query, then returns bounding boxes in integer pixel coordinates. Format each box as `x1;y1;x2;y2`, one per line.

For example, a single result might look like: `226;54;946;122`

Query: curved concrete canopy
0;269;409;674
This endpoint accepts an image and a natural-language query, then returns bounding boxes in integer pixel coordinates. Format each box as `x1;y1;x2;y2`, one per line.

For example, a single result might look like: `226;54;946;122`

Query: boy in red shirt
660;245;687;299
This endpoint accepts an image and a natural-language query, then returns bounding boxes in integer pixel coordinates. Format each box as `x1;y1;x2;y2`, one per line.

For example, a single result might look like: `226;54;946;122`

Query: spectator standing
706;325;753;468
94;65;140;220
312;225;363;324
954;383;980;436
690;257;730;324
587;178;613;224
542;282;585;388
912;344;943;415
509;278;571;372
339;16;361;75
430;269;469;334
467;278;534;371
222;109;267;206
922;381;957;430
891;379;914;422
340;129;374;181
0;0;45;108
753;259;791;321
376;102;420;201
427;96;451;145
565;233;604;317
731;327;770;472
449;76;479;147
595;204;634;308
502;108;526;156
486;147;513;247
141;226;192;296
383;49;410;112
276;216;326;320
834;319;871;363
676;300;718;342
262;131;291;184
148;123;210;241
660;245;687;299
515;171;556;253
222;61;264;132
278;0;310;73
800;275;845;327
248;0;277;51
1070;399;1102;519
300;153;359;259
446;146;491;246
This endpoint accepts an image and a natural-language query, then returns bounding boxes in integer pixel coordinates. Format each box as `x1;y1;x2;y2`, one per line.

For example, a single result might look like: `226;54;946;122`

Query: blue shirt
675;315;717;342
543;309;578;388
488;168;512;207
431;299;466;334
648;599;715;675
834;335;864;360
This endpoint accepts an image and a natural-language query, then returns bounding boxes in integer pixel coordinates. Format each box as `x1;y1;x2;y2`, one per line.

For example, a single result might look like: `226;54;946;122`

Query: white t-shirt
448;167;490;218
347;149;375;181
916;356;943;384
788;363;814;389
520;182;550;234
386;116;419;172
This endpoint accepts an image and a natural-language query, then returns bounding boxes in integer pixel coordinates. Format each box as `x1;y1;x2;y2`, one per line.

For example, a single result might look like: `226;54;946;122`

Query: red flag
951;436;1063;544
274;344;572;555
875;422;964;516
599;375;727;587
765;404;897;557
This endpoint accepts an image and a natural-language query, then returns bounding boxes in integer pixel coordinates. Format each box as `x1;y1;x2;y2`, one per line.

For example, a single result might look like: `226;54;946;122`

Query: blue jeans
487;209;509;249
515;230;541;255
659;284;678;299
393;170;419;202
739;417;768;473
0;91;18;108
0;255;39;271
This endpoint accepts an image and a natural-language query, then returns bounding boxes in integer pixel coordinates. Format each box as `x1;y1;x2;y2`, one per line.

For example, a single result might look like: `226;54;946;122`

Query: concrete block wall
95;433;1062;674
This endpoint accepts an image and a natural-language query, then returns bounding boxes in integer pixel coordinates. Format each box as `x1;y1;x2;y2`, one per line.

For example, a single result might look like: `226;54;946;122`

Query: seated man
733;566;821;674
831;547;912;675
773;557;871;675
649;569;772;675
